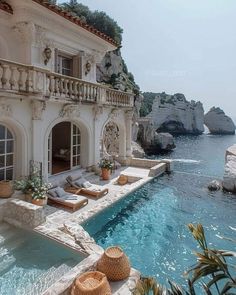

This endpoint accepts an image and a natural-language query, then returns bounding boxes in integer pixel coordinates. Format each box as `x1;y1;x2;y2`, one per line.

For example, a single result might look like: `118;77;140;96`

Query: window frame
55;51;73;77
0;124;15;181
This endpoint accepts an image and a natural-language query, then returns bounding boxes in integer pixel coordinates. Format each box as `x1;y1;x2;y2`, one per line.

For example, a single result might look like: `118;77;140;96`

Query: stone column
125;110;133;158
31;100;46;178
93;105;104;169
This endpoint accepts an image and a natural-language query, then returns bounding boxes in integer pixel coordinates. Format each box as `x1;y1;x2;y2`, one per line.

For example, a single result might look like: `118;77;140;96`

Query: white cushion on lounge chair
60;194;87;204
48;188;58;198
87;184;102;192
75;177;92;188
55;187;67;198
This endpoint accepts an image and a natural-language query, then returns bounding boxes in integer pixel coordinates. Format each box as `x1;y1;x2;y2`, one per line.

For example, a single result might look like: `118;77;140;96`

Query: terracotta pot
31;196;47;206
25;193;32;202
101;168;111;180
0;181;13;198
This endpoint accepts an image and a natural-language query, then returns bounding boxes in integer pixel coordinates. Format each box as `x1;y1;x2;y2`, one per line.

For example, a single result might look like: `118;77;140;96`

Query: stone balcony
0;58;134;107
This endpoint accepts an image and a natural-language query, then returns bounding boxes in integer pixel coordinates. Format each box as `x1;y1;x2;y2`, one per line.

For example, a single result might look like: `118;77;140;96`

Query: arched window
0;124;14;180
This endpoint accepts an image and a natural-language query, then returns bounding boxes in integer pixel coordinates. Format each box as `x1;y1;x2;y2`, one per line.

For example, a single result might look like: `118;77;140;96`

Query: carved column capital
125;110;134;121
0;100;12;117
60;104;80;119
32;100;46;120
93;105;103;120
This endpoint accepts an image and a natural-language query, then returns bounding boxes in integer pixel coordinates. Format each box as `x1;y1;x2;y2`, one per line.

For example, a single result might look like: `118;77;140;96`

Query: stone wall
3;199;46;228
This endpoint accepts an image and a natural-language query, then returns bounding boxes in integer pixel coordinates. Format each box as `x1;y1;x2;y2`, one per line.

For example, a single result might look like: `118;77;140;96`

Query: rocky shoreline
98;50;235;158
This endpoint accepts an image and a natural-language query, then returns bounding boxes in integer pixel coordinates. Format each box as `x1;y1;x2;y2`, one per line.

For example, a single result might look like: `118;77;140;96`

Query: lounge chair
66;175;109;199
47;187;88;211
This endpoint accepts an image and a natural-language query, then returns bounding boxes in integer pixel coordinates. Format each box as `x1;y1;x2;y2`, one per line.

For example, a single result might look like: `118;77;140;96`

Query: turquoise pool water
83;134;236;289
0;224;83;295
83;173;236;288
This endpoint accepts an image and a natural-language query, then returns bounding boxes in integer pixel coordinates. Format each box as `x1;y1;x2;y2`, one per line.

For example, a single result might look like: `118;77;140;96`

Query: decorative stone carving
103;121;120;156
60;104;80;119
12;21;35;43
0;100;12;117
43;47;52;65
32;100;46;120
34;25;46;46
85;61;91;75
125;110;134;121
109;108;120;121
93;105;103;120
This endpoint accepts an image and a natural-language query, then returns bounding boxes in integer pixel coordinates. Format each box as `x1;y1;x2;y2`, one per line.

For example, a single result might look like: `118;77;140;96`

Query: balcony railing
0;58;134;107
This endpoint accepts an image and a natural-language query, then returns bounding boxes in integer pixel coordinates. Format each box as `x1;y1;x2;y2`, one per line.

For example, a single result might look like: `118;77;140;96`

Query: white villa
0;0;134;182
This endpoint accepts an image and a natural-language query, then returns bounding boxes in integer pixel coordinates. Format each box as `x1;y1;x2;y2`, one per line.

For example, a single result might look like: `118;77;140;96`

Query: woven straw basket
117;175;128;186
97;246;131;281
0;181;13;198
71;271;111;295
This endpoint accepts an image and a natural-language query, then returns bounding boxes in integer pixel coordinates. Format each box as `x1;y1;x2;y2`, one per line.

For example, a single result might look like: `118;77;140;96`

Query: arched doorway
0;124;14;180
48;122;81;175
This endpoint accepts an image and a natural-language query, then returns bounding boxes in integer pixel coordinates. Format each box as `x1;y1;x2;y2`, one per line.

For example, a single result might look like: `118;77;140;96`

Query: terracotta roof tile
0;1;13;14
32;0;118;47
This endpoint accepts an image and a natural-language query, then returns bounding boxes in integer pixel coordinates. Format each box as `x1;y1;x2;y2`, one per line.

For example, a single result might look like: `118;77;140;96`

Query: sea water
83;134;236;291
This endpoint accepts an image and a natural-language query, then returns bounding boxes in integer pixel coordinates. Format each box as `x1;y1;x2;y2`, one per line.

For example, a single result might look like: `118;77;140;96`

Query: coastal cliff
142;92;204;135
223;145;236;192
204;107;235;135
97;49;139;93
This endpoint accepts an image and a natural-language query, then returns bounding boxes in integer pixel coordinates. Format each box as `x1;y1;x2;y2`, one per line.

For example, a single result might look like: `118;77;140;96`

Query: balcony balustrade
0;58;134;107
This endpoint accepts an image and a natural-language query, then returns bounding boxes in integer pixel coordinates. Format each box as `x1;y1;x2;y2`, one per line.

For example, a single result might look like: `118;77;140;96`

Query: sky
58;0;236;119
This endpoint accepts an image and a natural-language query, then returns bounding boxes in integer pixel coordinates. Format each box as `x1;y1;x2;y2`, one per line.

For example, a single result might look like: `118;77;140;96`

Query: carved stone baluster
64;78;68;98
88;85;92;101
9;66;17;90
48;75;54;97
0;64;2;88
94;86;97;101
18;68;24;91
59;78;64;97
74;81;78;100
26;69;33;92
78;82;82;101
84;83;87;100
69;80;73;99
55;77;61;98
1;64;10;89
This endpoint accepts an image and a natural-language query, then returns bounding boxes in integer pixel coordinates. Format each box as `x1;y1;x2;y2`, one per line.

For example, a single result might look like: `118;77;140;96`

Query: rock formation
131;141;145;158
204;107;235;135
97;49;139;93
144;93;204;135
222;145;236;192
207;180;222;191
137;121;175;155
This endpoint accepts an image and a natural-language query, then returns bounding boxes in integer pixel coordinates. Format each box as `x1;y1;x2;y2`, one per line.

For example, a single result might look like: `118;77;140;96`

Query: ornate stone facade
60;104;80;119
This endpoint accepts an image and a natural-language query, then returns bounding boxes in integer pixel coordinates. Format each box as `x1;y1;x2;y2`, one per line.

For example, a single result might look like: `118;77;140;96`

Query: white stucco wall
0;0;133;182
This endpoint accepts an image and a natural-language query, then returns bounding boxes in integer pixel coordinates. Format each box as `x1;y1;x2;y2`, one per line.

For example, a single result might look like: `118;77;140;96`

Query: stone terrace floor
43;166;151;227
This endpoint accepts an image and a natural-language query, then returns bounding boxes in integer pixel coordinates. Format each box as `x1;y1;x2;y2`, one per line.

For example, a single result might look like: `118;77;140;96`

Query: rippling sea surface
83;134;236;290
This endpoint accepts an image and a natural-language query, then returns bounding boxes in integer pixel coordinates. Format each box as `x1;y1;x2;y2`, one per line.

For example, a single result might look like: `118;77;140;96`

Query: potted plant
99;158;113;180
0;180;13;198
14;174;51;206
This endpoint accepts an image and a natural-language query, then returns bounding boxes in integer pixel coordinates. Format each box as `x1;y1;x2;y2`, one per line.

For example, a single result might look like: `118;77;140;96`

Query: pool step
0;223;11;234
23;259;76;295
0;254;16;275
0;237;25;258
0;229;20;247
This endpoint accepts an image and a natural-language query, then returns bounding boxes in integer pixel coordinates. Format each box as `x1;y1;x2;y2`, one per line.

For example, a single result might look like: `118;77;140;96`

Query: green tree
60;1;123;44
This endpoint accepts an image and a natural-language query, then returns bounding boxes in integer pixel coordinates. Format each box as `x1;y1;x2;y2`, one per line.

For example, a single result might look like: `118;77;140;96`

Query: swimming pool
83;172;236;288
0;224;83;295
